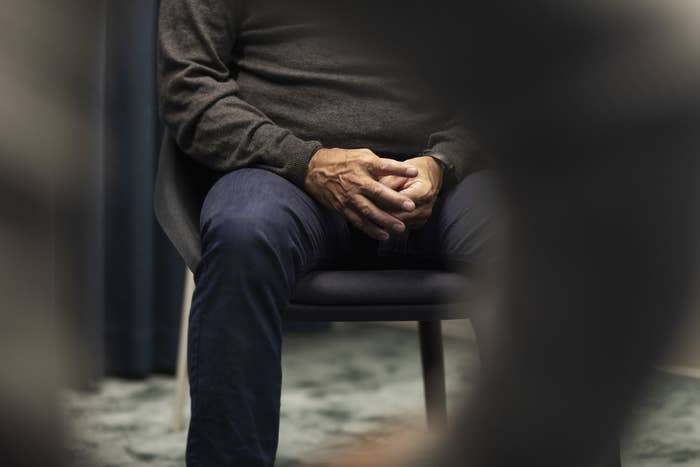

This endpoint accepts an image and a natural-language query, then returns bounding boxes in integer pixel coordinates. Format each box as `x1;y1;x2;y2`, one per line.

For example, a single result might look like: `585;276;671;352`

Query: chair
154;131;474;433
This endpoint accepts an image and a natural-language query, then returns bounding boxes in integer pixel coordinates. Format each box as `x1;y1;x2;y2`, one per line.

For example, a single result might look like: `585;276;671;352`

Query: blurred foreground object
0;0;105;464
306;1;700;466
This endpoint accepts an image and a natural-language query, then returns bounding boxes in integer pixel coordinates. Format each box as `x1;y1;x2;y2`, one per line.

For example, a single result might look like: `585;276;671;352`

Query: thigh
408;170;505;269
199;168;354;273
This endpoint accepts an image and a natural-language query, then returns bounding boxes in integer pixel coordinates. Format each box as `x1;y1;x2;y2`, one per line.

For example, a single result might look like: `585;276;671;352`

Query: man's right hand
304;148;418;240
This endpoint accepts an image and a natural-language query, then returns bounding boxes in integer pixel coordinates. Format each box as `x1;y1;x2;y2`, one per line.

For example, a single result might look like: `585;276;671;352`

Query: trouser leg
408;170;506;366
186;169;351;467
414;170;506;269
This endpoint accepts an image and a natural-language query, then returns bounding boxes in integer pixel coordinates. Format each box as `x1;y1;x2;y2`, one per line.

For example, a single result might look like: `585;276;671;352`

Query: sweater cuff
282;137;324;188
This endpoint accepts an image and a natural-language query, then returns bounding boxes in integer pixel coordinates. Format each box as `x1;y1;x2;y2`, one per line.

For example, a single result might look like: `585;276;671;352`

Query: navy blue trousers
186;168;502;466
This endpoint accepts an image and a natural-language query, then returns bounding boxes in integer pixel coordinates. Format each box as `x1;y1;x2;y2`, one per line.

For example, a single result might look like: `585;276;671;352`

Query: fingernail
406;167;418;176
393;223;405;233
402;201;415;211
379;232;390;240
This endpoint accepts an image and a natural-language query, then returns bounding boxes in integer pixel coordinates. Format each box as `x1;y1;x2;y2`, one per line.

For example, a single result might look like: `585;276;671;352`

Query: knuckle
360;207;372;218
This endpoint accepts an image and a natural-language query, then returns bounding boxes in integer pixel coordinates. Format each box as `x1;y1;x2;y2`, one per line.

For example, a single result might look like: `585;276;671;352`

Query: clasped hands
304;148;444;240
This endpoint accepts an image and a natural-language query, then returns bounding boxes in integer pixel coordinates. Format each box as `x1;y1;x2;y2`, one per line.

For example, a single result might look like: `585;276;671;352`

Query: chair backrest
154;130;212;272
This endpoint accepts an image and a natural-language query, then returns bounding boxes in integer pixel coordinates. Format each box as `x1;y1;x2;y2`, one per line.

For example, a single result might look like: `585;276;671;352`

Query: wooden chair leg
418;321;448;430
172;268;195;432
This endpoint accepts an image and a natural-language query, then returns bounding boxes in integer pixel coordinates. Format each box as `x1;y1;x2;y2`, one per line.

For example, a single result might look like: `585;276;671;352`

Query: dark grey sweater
158;0;477;188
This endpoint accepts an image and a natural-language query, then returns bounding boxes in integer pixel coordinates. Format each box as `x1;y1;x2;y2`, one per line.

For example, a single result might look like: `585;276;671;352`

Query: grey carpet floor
64;323;700;466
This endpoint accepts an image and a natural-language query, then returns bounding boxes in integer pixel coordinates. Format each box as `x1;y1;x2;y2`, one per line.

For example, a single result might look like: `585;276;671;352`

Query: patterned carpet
64;323;700;466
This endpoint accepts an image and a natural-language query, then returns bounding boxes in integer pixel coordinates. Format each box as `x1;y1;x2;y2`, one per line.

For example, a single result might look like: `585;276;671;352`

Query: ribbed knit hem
283;138;323;188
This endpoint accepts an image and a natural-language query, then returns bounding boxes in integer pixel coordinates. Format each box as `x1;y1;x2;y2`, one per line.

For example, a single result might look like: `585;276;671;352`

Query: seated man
158;1;501;465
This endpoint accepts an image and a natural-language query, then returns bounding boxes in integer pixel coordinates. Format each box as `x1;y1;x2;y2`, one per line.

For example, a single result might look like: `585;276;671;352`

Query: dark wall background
100;0;184;379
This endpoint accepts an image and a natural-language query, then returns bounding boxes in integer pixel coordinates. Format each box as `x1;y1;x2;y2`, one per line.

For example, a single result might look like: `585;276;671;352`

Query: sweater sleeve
157;0;323;187
423;118;484;186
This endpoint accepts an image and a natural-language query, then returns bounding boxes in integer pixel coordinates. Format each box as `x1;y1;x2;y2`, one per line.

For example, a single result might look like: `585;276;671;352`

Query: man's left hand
379;156;444;230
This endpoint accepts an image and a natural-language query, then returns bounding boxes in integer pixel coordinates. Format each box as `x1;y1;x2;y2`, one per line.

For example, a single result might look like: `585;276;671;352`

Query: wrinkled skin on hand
305;148;420;240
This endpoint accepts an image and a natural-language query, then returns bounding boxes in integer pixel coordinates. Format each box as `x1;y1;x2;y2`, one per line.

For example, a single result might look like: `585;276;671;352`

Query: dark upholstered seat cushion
291;270;469;306
287;269;472;322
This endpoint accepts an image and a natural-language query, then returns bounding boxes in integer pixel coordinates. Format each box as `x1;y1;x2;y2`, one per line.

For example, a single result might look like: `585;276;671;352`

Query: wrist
305;148;326;190
309;147;328;164
422;155;444;185
422;150;457;190
431;157;445;194
307;147;333;172
410;156;443;195
426;155;446;177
